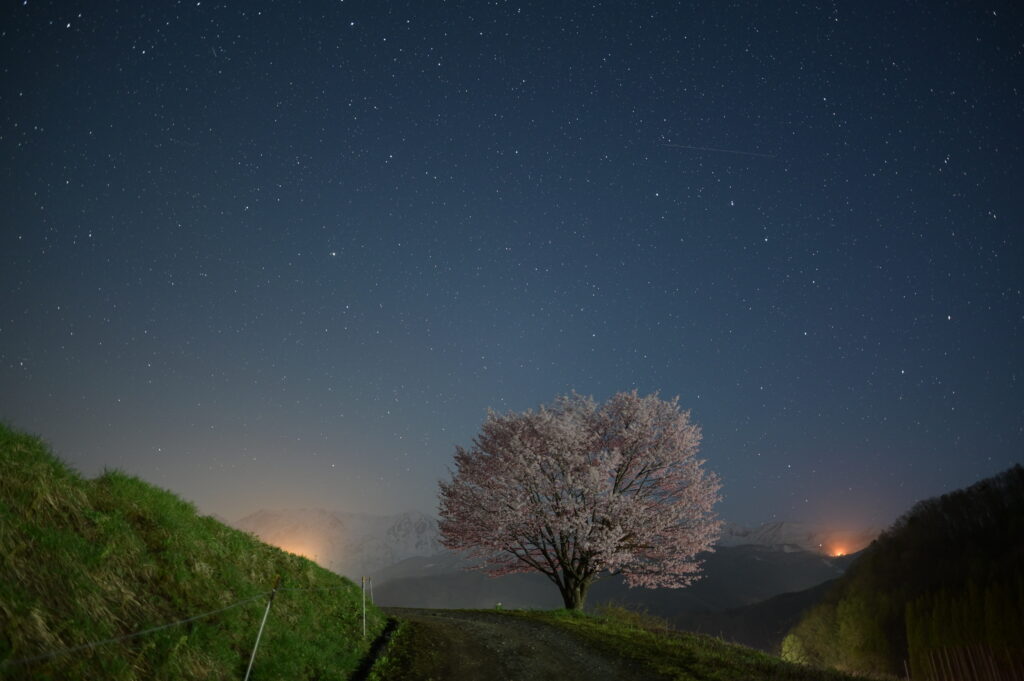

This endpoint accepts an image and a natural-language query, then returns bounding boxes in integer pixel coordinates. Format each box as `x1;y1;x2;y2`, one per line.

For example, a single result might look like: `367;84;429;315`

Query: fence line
2;575;377;676
0;591;270;668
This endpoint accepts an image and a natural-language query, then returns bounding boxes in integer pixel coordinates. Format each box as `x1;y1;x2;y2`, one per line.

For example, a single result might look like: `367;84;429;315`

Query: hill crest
0;423;386;680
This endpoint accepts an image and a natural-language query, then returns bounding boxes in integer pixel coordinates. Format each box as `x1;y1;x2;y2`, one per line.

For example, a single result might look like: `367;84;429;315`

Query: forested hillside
782;465;1024;679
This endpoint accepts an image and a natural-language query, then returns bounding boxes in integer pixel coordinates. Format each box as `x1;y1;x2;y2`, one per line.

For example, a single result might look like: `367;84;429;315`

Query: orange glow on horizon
819;528;879;558
275;541;324;564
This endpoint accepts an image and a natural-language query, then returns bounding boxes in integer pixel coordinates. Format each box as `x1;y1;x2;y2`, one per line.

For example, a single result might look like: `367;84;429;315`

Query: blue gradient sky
2;1;1021;528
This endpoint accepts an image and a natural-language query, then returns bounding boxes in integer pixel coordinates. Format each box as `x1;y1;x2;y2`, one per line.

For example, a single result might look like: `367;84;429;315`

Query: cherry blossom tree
438;390;722;610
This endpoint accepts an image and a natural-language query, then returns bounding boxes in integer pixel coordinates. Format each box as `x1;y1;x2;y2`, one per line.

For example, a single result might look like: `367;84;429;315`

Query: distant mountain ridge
675;576;846;652
233;508;442;579
234;508;881;579
233;506;876;639
373;543;854;615
719;521;880;555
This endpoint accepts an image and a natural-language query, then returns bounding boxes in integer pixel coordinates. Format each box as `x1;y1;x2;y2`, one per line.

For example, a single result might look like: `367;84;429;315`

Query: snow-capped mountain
718;521;880;555
233;508;442;579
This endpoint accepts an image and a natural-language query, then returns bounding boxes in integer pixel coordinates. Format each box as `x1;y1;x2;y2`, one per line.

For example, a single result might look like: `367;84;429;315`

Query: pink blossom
438;390;721;609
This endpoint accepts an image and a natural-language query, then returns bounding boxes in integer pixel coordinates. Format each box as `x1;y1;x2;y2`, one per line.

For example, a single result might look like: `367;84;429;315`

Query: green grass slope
516;607;865;681
0;423;386;680
369;606;864;681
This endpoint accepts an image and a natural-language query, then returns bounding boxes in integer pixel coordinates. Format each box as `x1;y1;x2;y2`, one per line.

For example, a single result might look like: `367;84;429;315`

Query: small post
244;575;281;681
361;576;366;639
368;577;373;604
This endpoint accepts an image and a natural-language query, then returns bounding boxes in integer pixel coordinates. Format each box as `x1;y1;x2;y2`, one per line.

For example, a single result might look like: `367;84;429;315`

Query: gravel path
380;608;665;681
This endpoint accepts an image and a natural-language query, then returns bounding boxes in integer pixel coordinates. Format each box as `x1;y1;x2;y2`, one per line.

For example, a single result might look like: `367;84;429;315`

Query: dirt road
379;608;666;681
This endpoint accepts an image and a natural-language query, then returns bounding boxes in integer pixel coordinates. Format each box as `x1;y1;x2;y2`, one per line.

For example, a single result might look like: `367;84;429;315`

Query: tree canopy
438;391;721;610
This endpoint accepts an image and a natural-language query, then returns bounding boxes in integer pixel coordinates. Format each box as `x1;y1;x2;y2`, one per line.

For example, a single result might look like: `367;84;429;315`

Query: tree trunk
559;575;592;610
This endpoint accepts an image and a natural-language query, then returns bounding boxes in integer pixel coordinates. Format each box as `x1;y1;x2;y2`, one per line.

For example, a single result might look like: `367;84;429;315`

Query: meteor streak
659;142;775;158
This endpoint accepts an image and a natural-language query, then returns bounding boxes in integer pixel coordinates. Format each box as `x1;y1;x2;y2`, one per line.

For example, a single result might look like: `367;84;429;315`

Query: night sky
2;1;1021;530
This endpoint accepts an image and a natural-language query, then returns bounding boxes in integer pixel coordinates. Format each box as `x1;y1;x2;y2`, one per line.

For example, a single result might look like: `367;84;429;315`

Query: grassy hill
0;423;386;680
514;607;864;681
369;605;865;680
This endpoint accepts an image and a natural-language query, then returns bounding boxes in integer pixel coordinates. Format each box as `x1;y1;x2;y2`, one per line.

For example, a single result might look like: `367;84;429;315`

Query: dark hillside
0;423;386;680
677;578;839;652
782;465;1024;679
375;544;850;618
673;551;861;652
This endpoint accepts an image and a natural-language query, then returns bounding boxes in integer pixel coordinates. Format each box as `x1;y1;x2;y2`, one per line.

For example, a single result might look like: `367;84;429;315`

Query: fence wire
1;591;270;668
2;577;372;671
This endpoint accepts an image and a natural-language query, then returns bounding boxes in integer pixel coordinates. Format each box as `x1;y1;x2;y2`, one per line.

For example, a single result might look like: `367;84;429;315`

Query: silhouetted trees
782;465;1024;679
